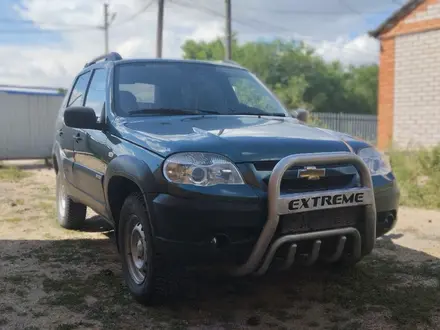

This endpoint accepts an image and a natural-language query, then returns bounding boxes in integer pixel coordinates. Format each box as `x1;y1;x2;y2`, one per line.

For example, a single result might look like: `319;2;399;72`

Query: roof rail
221;59;241;66
84;52;122;68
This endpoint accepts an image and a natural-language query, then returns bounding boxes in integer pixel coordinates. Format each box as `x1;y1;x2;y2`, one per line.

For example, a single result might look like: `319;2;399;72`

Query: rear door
57;70;92;185
71;68;109;216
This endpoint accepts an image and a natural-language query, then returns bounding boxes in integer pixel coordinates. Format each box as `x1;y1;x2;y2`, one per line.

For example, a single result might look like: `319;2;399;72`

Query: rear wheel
118;192;176;305
56;170;86;229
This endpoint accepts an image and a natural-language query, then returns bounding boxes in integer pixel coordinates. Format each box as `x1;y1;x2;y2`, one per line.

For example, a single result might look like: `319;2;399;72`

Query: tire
118;192;176;305
56;170;86;229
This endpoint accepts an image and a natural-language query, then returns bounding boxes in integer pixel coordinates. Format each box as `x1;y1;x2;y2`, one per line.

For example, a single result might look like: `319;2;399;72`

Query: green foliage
389;145;440;209
181;36;378;114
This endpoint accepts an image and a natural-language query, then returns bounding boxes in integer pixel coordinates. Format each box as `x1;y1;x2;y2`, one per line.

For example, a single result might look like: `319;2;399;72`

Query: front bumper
150;156;400;269
151;194;263;265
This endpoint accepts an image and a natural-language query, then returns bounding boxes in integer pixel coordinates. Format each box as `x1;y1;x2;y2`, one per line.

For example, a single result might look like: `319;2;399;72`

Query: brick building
371;0;440;150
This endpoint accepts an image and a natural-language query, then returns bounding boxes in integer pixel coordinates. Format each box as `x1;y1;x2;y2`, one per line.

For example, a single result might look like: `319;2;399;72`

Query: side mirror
292;109;309;123
64;106;101;130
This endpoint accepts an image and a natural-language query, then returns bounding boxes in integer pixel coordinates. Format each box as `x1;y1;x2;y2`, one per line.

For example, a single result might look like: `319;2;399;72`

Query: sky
0;0;402;88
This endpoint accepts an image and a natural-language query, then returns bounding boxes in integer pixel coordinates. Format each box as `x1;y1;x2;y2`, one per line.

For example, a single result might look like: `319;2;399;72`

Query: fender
52;141;62;171
52;140;73;184
103;154;158;224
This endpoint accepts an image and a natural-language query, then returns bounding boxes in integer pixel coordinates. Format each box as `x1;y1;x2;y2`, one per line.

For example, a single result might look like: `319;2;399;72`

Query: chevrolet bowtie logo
297;166;326;181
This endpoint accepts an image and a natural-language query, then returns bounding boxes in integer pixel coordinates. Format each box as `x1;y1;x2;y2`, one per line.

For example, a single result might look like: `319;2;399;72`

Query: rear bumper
149;174;400;266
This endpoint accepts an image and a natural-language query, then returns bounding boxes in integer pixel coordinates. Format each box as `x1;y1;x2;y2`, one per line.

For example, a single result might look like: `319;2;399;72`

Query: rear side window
68;71;92;107
85;69;107;118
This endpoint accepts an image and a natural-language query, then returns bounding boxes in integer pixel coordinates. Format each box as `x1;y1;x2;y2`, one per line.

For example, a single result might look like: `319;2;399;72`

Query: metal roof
0;85;65;97
369;0;425;38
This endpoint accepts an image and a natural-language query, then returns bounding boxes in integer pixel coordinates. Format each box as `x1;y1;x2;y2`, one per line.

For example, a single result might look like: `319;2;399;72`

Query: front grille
278;206;363;235
278;175;355;193
254;161;359;193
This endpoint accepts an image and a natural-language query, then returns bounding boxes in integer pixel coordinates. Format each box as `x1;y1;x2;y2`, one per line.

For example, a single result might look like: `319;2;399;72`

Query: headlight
163;152;245;186
357;147;391;176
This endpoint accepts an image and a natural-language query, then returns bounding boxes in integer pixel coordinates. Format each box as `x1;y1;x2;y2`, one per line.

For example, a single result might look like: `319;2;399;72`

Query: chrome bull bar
231;152;377;276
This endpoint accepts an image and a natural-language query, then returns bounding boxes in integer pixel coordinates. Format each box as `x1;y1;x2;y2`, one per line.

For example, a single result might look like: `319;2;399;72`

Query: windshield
113;61;288;117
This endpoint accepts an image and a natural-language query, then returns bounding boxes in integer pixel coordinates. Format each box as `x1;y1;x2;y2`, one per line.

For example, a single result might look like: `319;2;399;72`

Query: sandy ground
1;162;440;330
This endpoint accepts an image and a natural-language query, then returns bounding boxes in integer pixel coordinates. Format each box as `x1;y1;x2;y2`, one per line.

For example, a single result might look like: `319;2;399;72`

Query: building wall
393;30;440;148
377;39;395;150
377;0;440;150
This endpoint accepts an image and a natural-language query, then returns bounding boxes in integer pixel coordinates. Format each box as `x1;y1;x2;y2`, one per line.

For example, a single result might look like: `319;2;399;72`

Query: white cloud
0;0;395;87
314;34;380;65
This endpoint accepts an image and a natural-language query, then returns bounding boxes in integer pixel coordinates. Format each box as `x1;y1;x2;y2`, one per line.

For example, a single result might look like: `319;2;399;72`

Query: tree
181;36;378;114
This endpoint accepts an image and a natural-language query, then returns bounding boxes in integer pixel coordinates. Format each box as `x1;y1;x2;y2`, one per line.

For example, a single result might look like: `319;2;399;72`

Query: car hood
115;115;355;162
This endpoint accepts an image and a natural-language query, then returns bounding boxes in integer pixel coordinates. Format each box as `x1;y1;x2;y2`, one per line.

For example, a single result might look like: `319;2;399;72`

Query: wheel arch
104;155;158;249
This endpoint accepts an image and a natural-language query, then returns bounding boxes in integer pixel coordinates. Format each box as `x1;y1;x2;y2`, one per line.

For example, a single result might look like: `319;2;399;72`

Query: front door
60;70;92;186
72;68;109;216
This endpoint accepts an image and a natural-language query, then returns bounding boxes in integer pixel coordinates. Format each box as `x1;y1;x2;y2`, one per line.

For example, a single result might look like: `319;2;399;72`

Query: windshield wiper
230;111;286;117
128;108;221;116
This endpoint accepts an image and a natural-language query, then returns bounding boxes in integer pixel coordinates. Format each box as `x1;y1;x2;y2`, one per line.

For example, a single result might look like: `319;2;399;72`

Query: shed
371;0;440;150
0;85;65;160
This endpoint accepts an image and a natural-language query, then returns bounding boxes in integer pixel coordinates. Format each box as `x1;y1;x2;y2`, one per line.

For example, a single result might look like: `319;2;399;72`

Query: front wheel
56;170;86;229
118;193;176;305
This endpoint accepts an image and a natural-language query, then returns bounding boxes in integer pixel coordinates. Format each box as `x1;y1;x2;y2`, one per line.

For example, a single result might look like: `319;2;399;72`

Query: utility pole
225;0;232;60
104;3;109;54
156;0;165;58
103;3;116;54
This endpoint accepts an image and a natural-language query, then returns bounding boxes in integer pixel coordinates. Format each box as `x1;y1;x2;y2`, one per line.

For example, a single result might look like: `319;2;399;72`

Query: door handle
58;129;63;136
73;133;82;143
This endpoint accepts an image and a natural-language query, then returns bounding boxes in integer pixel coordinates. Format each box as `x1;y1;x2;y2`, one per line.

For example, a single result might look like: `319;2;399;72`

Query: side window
68;71;92;107
85;69;107;118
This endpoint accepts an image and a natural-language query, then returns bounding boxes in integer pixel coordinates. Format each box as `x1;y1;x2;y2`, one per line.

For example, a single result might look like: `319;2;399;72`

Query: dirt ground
1;162;440;330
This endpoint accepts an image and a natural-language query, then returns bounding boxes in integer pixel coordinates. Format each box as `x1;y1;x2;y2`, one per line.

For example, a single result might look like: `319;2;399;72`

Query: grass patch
1;217;22;223
0;166;30;181
42;270;136;327
4;275;27;285
37;201;54;213
307;321;320;328
40;186;51;194
56;323;96;330
320;256;440;327
13;199;25;206
0;304;14;313
24;239;112;264
389;145;440;209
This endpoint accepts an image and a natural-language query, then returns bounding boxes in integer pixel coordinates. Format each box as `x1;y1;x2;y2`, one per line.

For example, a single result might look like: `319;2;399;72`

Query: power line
0;27;99;34
0;17;100;29
112;0;155;26
170;0;268;31
232;2;392;16
170;0;378;57
338;0;362;16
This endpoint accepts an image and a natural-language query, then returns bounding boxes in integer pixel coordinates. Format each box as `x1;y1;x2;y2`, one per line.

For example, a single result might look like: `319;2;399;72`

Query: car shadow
1;231;439;329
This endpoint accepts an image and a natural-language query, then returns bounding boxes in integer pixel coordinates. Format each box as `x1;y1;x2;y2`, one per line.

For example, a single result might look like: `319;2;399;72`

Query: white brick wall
405;1;440;23
394;30;440;149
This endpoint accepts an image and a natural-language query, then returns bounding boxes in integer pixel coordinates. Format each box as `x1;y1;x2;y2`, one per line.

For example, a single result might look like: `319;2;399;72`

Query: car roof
79;57;246;75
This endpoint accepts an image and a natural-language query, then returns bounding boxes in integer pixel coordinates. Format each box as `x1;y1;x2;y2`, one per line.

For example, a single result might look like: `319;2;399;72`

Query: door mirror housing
64;106;102;130
292;108;309;123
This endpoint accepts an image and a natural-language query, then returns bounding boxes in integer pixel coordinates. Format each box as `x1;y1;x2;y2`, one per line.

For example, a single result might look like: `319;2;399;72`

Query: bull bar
231;152;377;276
